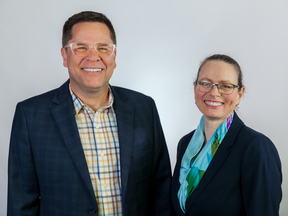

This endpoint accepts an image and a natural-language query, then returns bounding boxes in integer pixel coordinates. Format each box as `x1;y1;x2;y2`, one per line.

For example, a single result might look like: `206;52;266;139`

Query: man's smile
83;68;103;72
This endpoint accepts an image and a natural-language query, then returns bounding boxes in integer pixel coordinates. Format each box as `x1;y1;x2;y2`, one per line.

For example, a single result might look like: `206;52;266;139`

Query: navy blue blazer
172;113;282;216
8;80;173;216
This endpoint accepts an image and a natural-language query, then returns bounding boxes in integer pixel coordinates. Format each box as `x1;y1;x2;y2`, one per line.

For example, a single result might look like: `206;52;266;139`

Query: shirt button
89;207;97;214
101;152;105;157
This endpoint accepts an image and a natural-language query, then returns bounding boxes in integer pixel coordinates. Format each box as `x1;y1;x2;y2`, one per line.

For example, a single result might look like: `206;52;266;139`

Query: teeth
205;101;223;106
83;68;102;72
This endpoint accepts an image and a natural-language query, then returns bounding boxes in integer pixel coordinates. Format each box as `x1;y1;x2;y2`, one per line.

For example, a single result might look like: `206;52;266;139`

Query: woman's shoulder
179;130;195;142
240;124;270;140
239;124;274;146
176;130;196;157
233;114;275;149
237;124;280;162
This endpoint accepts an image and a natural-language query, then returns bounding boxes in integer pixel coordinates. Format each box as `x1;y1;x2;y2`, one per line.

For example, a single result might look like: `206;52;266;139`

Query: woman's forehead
199;60;238;82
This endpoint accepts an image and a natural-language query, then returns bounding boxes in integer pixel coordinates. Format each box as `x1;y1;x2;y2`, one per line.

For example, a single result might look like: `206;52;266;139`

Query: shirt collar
69;84;114;114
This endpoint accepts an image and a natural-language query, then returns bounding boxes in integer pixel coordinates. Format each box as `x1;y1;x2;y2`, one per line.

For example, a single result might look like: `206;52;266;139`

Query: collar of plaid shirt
69;84;115;114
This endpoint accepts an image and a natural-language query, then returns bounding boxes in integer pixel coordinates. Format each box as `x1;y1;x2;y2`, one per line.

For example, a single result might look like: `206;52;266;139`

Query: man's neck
71;85;110;112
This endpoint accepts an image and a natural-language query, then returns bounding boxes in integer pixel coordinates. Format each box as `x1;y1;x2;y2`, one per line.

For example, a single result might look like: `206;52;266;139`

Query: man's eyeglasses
196;80;239;95
64;42;116;57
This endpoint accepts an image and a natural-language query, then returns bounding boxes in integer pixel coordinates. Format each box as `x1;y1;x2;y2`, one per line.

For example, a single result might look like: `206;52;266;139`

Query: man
8;11;173;216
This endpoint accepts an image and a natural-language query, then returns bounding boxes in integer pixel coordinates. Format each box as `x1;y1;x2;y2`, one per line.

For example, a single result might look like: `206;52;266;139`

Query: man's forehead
72;21;109;30
70;22;112;41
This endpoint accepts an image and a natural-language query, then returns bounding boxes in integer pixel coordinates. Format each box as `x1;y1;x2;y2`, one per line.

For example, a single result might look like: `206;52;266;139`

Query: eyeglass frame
195;80;240;95
64;42;116;57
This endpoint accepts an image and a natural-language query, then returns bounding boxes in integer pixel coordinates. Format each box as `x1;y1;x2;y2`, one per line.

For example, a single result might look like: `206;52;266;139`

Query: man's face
61;22;116;97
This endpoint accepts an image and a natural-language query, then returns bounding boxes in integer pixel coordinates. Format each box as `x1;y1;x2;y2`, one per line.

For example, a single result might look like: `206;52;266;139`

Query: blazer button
89;207;97;214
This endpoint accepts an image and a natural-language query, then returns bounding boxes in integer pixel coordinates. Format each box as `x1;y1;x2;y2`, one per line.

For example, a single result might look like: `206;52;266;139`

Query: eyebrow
75;42;88;45
199;78;233;83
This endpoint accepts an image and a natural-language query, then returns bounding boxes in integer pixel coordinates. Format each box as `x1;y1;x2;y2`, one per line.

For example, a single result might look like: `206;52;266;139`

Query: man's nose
87;46;101;60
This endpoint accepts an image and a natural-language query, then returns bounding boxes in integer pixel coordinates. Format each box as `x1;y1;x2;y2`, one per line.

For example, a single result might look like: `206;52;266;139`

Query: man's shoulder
111;85;153;102
19;81;69;108
21;88;57;103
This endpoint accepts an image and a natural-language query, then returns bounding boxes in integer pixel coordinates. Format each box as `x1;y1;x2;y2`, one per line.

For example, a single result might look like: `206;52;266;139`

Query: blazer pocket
131;140;150;157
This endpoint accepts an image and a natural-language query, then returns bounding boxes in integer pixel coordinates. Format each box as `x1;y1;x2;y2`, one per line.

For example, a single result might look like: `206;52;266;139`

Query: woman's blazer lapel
172;131;194;216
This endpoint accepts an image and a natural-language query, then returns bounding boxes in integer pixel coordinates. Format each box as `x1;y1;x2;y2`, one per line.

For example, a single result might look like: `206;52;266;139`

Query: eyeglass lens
197;81;235;94
72;43;114;57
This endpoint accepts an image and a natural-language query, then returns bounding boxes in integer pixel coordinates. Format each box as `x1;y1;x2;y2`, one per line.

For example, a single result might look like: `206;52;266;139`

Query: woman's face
194;60;245;123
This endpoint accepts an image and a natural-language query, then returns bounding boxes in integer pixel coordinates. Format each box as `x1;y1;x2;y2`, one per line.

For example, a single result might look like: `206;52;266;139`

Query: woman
172;54;282;216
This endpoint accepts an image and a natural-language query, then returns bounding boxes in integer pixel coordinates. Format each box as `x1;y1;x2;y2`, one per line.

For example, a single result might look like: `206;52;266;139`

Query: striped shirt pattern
70;86;122;216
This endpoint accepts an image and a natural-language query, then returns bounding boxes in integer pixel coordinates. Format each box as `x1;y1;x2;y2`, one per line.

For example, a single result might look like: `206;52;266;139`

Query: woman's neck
204;118;223;145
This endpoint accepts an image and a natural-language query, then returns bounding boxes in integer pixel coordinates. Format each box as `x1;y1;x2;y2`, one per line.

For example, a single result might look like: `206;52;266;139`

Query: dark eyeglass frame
196;80;239;95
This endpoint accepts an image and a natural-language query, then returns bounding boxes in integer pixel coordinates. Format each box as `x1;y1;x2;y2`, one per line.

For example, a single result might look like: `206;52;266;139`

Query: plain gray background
1;0;287;215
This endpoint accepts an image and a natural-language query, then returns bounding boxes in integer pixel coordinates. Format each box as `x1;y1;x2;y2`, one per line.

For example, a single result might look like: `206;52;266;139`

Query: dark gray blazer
8;80;173;216
172;113;282;216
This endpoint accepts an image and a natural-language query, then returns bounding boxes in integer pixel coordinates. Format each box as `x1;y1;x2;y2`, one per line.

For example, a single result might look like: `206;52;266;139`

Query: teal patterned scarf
178;112;234;213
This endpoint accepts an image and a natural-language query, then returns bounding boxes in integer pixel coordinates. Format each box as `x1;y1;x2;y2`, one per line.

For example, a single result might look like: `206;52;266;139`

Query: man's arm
150;100;175;216
7;103;40;215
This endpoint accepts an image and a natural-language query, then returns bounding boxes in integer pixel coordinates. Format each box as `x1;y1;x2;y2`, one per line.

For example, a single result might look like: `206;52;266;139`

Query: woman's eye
201;82;210;87
221;84;233;89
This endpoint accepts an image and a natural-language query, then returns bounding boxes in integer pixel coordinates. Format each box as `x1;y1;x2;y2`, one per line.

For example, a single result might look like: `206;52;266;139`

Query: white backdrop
1;1;287;215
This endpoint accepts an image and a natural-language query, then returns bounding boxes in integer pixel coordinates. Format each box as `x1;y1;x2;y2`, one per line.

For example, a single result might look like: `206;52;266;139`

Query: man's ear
61;47;68;68
113;48;117;69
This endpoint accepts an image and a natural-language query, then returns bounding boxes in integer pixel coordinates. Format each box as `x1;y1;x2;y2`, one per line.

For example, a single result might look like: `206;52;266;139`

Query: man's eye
77;46;88;50
98;46;109;52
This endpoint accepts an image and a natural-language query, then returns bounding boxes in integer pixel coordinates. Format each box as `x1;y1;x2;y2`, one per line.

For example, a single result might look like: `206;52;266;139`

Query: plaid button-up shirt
70;86;122;216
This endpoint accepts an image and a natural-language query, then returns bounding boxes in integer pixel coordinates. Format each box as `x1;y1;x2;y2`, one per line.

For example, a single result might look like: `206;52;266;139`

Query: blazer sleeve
7;103;40;215
150;100;174;216
241;134;282;216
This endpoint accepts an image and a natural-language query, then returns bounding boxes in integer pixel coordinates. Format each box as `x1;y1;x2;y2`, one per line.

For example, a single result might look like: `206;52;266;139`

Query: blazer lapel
185;113;244;213
172;147;189;216
111;86;134;201
50;81;96;201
